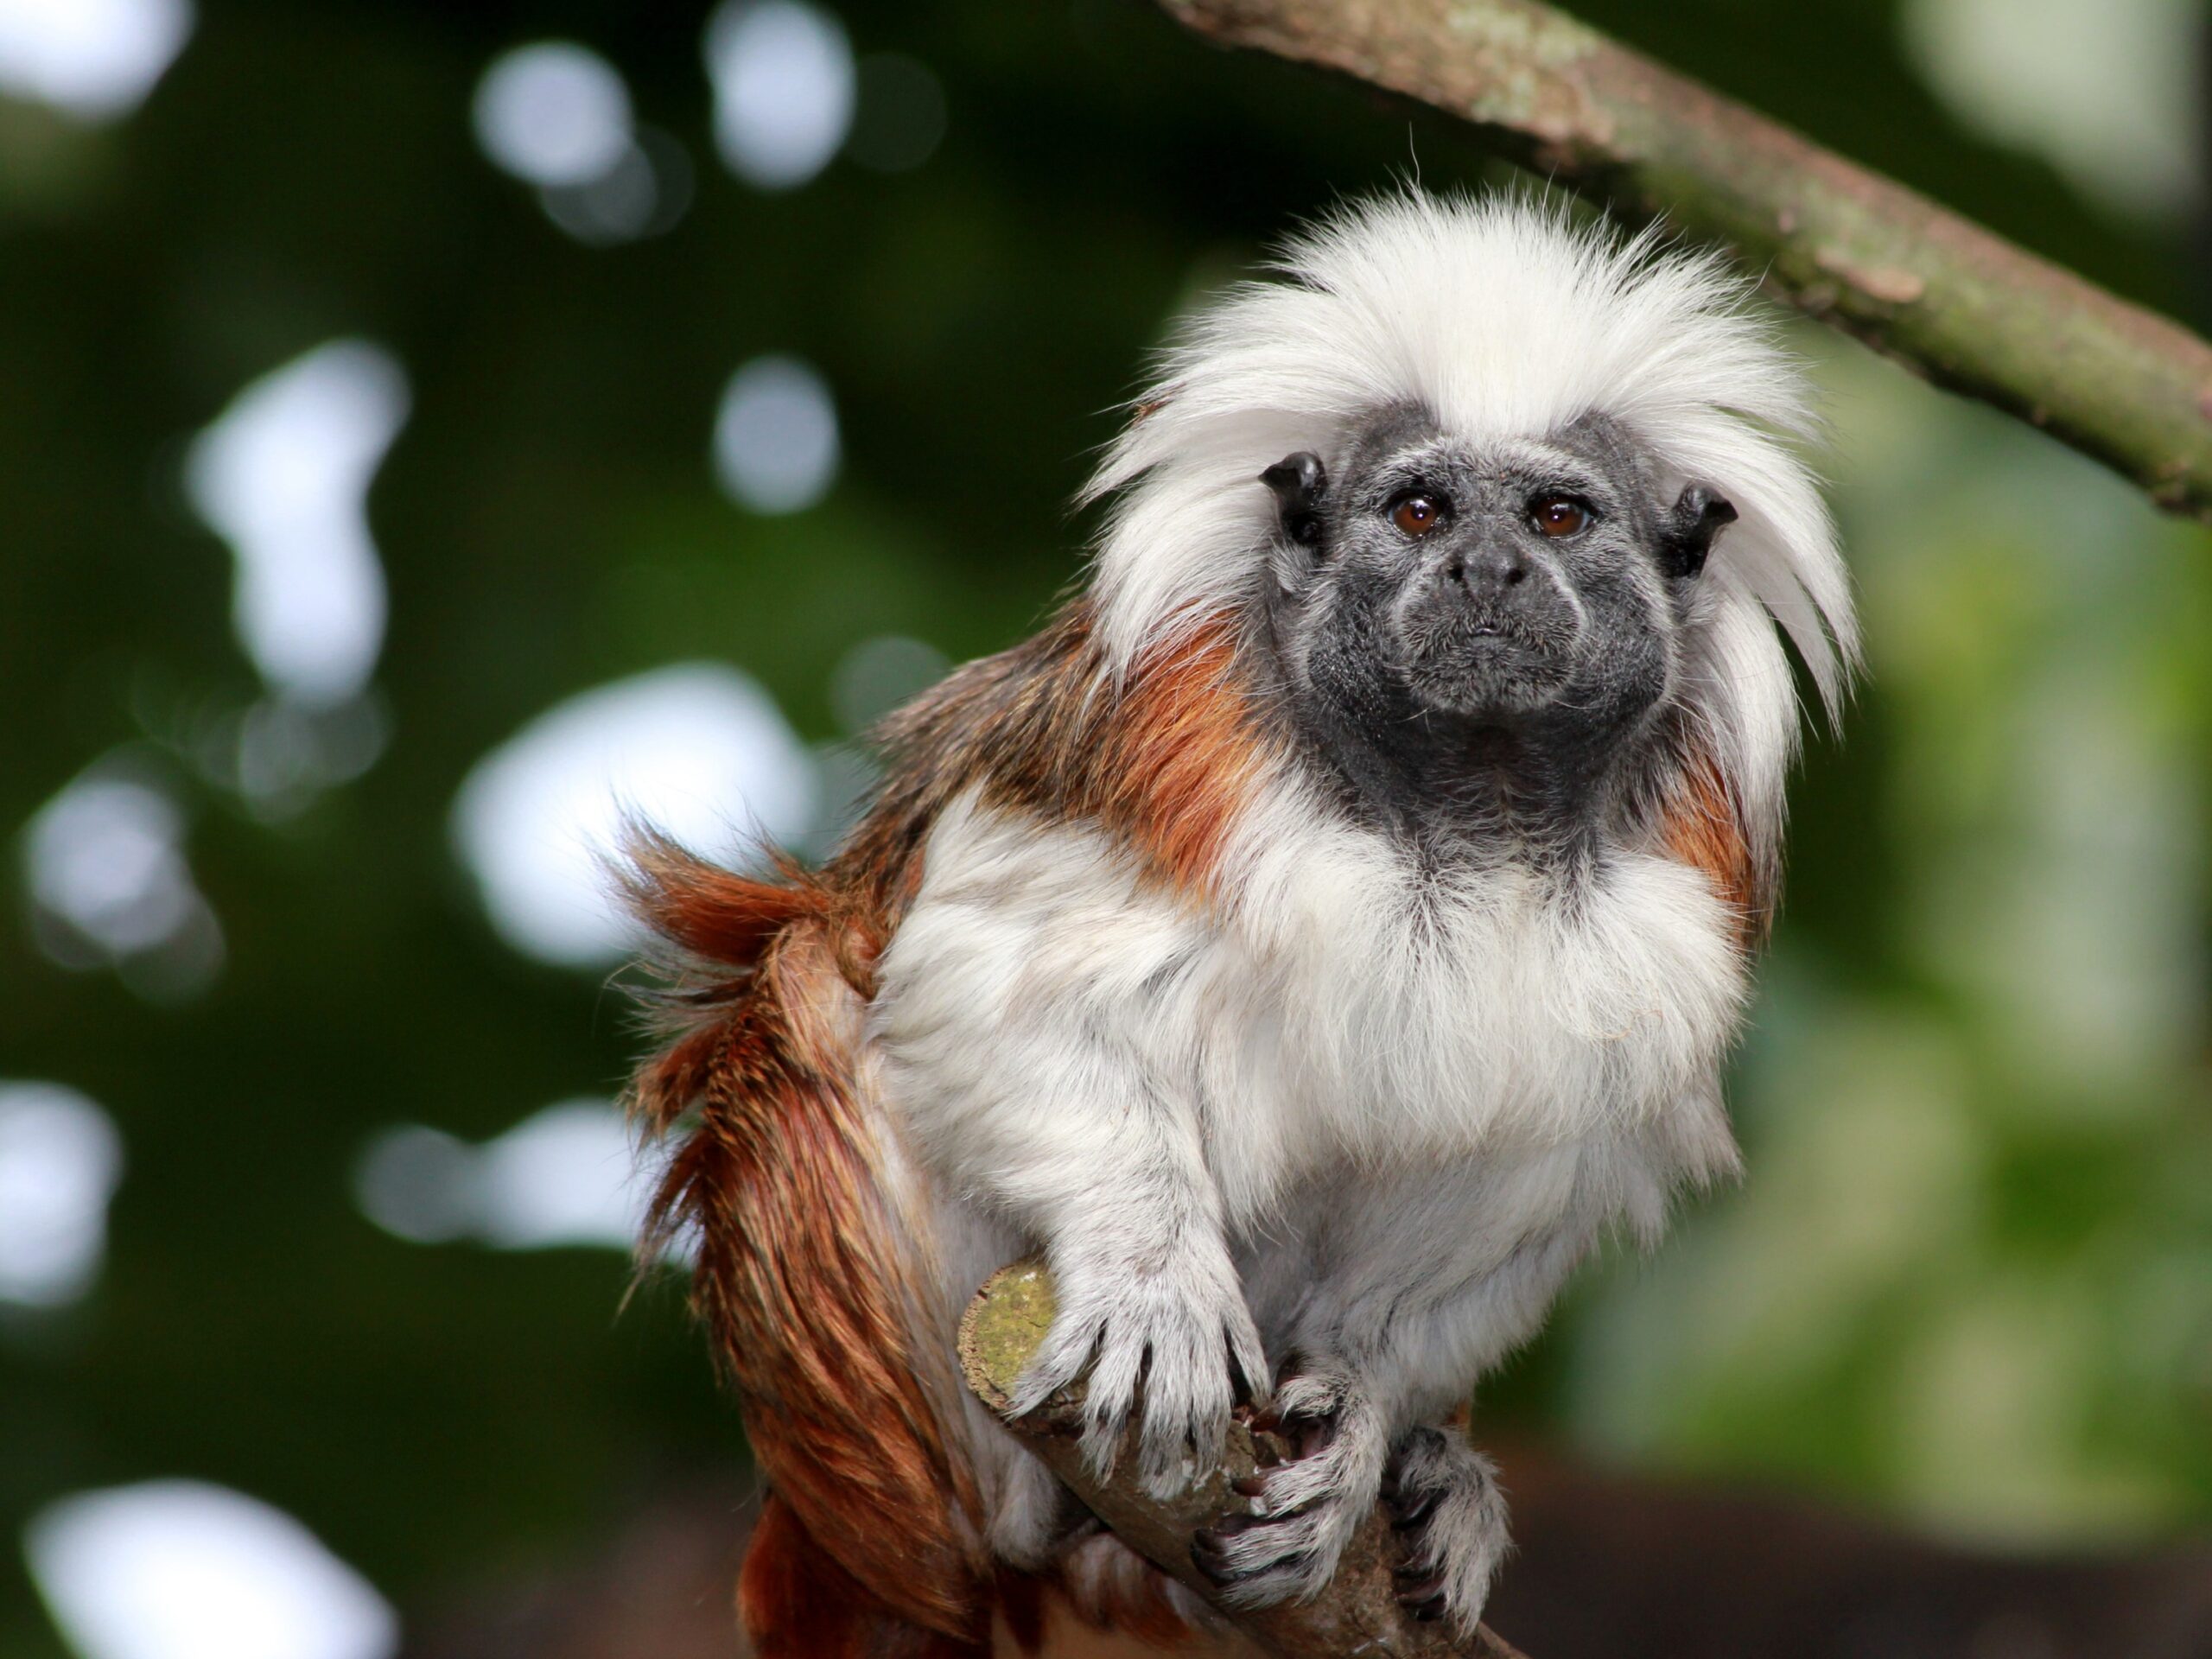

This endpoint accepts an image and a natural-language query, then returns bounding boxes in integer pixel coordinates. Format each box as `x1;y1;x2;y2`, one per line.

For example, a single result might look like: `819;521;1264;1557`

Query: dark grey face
1258;404;1735;842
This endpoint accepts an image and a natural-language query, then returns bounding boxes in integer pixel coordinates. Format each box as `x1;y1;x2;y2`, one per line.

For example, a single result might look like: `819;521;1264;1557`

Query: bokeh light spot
1901;0;2196;217
471;41;632;188
704;0;855;190
0;1082;123;1308
25;1481;397;1659
450;664;819;967
185;341;410;709
22;766;224;997
347;1126;474;1246
354;1101;661;1254
473;42;692;245
0;0;193;121
713;354;840;514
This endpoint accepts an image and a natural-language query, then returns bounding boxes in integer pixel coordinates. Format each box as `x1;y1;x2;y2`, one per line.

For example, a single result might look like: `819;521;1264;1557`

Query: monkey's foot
1189;1366;1387;1607
1381;1425;1510;1635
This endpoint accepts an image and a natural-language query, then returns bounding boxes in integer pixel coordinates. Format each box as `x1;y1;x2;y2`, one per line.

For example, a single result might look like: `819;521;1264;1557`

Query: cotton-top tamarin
626;191;1856;1656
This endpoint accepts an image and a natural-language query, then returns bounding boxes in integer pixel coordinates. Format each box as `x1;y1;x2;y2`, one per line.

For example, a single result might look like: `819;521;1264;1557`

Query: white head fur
1082;190;1858;866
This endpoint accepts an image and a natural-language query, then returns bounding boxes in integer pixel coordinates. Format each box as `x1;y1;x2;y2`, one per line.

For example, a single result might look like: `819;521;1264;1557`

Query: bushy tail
621;832;993;1653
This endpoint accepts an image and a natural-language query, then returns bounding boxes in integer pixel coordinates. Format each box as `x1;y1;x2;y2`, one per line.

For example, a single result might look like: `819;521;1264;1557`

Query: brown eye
1392;496;1441;537
1531;495;1591;537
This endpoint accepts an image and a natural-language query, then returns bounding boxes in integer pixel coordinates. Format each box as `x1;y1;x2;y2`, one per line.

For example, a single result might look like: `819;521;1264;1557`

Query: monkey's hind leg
1379;1425;1510;1638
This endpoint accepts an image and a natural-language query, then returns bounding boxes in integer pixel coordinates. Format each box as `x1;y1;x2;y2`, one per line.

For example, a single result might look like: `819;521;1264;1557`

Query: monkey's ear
1660;484;1737;580
1260;452;1329;551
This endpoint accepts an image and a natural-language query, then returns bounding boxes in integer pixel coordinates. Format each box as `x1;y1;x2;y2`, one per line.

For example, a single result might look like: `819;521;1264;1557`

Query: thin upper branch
959;1263;1529;1659
1157;0;2212;523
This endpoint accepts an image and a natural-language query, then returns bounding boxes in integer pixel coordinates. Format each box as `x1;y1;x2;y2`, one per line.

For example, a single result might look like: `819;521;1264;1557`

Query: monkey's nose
1444;545;1529;594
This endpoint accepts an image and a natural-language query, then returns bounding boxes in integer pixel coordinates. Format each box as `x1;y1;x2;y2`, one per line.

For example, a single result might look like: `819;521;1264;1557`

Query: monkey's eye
1391;495;1444;537
1530;495;1592;537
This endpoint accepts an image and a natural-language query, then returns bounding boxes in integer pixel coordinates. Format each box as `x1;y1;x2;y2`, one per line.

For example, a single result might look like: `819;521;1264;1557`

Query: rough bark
959;1262;1530;1659
1157;0;2212;523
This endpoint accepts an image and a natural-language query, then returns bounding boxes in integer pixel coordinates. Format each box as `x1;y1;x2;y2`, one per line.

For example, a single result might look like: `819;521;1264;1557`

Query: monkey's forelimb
958;1263;1532;1659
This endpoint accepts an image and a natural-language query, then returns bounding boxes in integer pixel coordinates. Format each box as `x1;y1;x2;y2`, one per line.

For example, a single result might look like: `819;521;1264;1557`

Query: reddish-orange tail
625;836;992;1653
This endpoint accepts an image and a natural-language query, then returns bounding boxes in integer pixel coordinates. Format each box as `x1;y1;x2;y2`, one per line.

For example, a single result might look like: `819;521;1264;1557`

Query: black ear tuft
1661;484;1737;579
1261;451;1329;548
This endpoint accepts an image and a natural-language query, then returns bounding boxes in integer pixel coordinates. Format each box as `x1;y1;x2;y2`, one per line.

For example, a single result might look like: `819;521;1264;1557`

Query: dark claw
1250;1396;1338;1461
1191;1529;1254;1586
1230;1471;1268;1499
1191;1533;1230;1586
1386;1486;1442;1531
1281;1407;1339;1461
1191;1529;1317;1589
1395;1568;1448;1615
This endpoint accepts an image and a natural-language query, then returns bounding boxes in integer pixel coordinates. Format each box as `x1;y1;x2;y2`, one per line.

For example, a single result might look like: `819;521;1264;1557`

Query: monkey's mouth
1395;607;1576;716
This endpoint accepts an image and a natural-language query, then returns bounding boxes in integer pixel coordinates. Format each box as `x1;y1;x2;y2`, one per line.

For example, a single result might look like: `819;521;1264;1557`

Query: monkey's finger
1224;1317;1273;1411
1191;1529;1319;1595
1394;1563;1451;1621
1384;1484;1444;1530
1006;1314;1103;1417
1077;1402;1134;1480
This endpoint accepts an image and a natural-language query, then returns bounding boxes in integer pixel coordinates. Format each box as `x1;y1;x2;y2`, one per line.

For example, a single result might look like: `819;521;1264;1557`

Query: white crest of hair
1083;188;1857;858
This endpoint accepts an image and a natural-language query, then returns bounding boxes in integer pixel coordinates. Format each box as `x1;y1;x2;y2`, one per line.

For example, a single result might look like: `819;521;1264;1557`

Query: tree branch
1155;0;2212;523
958;1262;1530;1658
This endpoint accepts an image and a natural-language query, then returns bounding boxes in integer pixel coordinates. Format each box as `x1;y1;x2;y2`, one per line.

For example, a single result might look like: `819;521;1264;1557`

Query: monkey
626;190;1856;1656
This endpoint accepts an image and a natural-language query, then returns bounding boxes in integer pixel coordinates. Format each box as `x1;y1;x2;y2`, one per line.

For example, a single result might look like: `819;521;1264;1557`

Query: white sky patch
713;354;840;514
25;1481;397;1659
22;767;223;996
0;0;193;120
450;663;818;967
1900;0;2198;217
0;1083;123;1307
704;0;854;190
186;341;410;709
473;41;632;188
353;1100;650;1252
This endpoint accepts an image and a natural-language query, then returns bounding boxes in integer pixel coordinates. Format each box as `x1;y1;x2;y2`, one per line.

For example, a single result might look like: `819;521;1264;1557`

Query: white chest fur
872;785;1747;1231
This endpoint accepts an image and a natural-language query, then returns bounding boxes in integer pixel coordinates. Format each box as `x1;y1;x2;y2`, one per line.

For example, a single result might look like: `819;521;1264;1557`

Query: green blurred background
2;1;2209;1655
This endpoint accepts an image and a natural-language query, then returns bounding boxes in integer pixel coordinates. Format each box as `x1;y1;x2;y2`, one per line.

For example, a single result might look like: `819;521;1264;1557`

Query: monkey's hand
1192;1361;1392;1609
1007;1234;1268;1498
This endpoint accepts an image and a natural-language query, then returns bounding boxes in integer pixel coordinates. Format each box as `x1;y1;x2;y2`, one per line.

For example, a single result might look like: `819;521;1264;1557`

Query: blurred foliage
2;1;2209;1655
